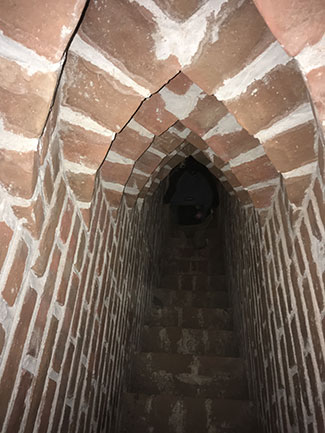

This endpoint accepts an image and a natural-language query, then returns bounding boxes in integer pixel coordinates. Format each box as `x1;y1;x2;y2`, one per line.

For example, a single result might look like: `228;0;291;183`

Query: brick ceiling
0;0;324;219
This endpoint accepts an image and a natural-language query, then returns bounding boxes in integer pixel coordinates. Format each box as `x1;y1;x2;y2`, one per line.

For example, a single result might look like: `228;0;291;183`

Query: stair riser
142;327;239;357
122;394;257;433
161;274;227;291
148;307;232;329
153;289;229;309
131;354;248;399
164;260;225;275
163;246;224;260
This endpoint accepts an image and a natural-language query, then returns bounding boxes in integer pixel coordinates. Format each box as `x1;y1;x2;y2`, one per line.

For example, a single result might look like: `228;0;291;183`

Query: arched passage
0;1;324;432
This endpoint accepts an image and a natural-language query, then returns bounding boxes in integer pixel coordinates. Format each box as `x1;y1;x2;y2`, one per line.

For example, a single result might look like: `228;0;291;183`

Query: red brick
38;379;57;433
83;279;99;356
75;231;86;272
0;323;5;357
264;122;316;173
0;57;58;137
51;135;61;181
24;316;59;433
134;93;177;135
57;220;80;306
99;201;108;232
50;343;75;433
63;52;143;133
305;352;325;428
313;178;325;228
307;200;322;241
28;246;61;358
53;273;79;373
154;133;183;156
66;171;95;203
33;180;66;276
182;95;228;136
101;160;133;185
284;174;312;207
5;369;34;433
0;0;86;61
60;405;72;433
236;188;252;205
103;188;123;208
186;131;208;151
207;129;259;163
88;202;101;256
71;275;86;339
81;0;179;93
2;238;29;306
109;126;153;161
67;336;84;400
232;154;278;188
165;72;193;95
13;194;45;239
136;152;161;175
67;364;85;432
0;287;37;431
39;95;60;165
253;0;325;56
60;121;113;170
0;149;38;199
294;237;306;276
249;185;278;209
0;221;13;271
300;220;324;310
43;163;54;203
184;1;271;94
60;199;74;244
81;207;92;229
307;67;325;129
226;61;308;135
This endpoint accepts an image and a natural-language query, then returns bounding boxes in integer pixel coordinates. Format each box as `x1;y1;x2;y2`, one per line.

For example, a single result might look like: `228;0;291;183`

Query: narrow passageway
0;1;324;433
121;210;257;433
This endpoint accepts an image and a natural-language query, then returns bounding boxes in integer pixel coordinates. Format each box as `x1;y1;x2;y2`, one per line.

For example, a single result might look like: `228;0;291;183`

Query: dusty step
153;288;229;309
130;352;248;399
122;393;257;433
164;259;225;275
147;306;232;329
163;244;224;260
142;326;239;356
161;274;227;291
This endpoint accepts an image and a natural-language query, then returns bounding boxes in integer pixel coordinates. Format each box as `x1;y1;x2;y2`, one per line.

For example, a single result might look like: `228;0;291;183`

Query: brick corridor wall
223;136;325;432
0;136;168;433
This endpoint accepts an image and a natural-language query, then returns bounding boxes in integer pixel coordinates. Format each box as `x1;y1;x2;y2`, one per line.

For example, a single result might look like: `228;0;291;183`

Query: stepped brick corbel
253;0;325;133
0;2;324;432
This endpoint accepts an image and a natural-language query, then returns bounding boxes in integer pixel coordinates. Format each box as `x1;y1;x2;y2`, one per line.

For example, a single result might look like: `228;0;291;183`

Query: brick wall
223;134;325;432
0;138;168;433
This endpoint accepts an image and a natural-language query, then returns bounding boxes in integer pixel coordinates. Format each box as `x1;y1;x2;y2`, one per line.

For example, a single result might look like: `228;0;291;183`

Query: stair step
147;306;232;329
142;326;239;356
163;258;225;275
161;274;227;291
131;352;248;399
153;288;229;308
164;244;224;260
122;393;257;433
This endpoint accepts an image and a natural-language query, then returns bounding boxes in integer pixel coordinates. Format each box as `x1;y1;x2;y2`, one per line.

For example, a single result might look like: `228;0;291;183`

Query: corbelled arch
50;0;321;227
0;0;323;234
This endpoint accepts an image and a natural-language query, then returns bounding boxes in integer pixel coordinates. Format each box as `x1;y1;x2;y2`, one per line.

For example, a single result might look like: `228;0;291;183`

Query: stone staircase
121;219;257;433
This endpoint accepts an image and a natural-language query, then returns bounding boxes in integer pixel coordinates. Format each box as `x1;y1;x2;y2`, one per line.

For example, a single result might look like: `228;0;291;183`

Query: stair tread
130;352;248;399
153;288;229;309
161;274;228;291
147;306;232;329
122;393;257;433
142;326;239;356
